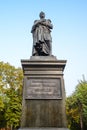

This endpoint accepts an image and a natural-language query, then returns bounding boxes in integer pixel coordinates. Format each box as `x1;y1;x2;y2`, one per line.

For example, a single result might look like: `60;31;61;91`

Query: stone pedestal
19;128;69;130
20;56;68;129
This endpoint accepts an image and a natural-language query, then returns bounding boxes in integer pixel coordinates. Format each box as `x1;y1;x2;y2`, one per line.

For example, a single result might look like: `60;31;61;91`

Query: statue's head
39;11;45;19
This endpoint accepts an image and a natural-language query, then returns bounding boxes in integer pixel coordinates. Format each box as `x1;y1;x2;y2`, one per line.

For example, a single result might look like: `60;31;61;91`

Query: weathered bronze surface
25;78;62;99
31;12;53;56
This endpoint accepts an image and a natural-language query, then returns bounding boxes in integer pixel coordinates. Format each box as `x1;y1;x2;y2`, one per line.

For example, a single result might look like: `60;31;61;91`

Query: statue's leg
46;41;52;56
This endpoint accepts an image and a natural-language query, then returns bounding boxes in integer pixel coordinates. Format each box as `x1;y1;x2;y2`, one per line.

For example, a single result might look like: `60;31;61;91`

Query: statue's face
39;12;45;19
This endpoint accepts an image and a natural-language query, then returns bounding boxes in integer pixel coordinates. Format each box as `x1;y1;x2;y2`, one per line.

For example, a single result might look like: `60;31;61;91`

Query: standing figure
31;11;53;56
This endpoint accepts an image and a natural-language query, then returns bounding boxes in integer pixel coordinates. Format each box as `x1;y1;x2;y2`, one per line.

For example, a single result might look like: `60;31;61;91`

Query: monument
19;12;69;130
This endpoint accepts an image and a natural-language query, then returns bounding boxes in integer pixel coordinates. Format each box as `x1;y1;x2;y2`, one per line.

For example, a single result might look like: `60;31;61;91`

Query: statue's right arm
31;20;40;33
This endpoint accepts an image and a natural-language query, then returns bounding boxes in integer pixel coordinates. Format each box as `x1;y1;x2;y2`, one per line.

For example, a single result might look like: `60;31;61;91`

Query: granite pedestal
20;56;68;130
19;128;69;130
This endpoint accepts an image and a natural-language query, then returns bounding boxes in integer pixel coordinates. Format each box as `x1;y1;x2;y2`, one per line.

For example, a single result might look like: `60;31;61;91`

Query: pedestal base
19;128;69;130
21;57;67;128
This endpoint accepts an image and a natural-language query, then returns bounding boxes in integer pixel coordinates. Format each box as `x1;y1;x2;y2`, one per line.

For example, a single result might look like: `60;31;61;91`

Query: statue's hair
39;11;45;17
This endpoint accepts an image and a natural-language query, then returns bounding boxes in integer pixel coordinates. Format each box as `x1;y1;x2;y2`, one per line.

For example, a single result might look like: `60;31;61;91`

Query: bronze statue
31;11;53;56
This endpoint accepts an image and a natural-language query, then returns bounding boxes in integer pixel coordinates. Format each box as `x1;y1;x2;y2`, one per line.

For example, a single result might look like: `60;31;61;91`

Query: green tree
66;77;87;130
0;96;6;128
0;61;23;129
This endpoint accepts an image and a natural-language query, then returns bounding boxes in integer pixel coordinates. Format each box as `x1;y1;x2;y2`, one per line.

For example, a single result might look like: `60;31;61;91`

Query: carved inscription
25;78;62;99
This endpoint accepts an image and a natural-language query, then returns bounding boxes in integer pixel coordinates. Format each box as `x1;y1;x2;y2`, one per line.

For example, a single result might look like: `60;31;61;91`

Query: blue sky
0;0;87;96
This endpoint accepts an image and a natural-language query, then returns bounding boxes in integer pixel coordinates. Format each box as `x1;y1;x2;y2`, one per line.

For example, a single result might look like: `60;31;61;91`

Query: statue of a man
31;11;53;56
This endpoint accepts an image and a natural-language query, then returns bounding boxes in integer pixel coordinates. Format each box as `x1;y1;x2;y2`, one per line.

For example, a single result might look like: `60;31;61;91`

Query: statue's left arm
40;19;53;29
42;19;53;29
47;19;53;29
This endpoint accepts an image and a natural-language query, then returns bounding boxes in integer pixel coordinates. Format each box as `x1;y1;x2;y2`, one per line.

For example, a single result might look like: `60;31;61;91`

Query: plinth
19;56;68;130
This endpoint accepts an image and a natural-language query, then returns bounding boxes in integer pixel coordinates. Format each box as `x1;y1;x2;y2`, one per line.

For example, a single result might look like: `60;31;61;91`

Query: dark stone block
19;128;69;130
20;56;67;129
30;56;57;61
25;100;66;127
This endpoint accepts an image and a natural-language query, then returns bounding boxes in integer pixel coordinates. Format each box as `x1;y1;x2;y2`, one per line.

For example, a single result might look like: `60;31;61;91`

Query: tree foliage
66;77;87;130
0;61;23;129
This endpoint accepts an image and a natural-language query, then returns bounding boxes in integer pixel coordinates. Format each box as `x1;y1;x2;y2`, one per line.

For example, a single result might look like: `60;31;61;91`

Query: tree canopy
0;61;23;129
66;76;87;130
